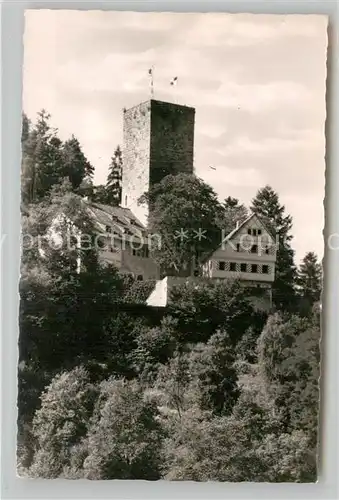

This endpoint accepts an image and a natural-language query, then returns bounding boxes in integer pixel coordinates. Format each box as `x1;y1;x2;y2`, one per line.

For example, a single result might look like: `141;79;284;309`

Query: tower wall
150;100;195;185
122;101;151;226
121;99;195;226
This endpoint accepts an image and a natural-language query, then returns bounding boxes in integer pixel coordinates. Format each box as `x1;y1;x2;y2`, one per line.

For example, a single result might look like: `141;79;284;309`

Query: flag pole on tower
170;76;178;103
149;67;154;99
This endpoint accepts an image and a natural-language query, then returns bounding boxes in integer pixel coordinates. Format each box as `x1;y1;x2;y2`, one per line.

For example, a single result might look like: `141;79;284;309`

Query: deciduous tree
142;174;224;276
61;135;94;191
29;367;97;478
83;379;163;480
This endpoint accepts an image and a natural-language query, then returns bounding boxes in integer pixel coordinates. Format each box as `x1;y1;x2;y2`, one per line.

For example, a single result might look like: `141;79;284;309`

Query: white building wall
203;214;277;284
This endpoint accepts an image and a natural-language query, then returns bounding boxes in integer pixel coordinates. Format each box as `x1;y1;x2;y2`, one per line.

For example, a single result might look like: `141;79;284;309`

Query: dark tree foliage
61;136;94;191
18;114;319;482
217;196;248;234
297;252;322;312
21;110;64;203
257;312;320;448
83;379;164;480
106;145;123;206
188;331;240;415
18;188;124;423
130;316;178;382
28;367;97;479
141;173;224;276
91;184;109;204
251;185;297;311
168;279;265;345
21;111;94;203
121;275;156;304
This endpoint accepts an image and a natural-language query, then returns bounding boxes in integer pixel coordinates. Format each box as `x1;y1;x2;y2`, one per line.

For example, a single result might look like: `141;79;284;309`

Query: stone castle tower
121;99;195;226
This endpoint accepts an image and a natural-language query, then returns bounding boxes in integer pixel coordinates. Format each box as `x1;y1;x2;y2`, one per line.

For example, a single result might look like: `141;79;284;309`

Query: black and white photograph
18;10;327;481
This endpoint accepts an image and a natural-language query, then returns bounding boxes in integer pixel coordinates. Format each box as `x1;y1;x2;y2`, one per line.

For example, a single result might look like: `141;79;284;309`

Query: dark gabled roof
44;198;147;243
83;200;148;240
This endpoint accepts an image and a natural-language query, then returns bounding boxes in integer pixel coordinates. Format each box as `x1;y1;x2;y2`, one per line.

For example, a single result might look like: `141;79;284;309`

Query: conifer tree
251;185;297;311
21;111;94;203
106;145;122;206
21;113;30;143
297;252;322;304
29;110;65;201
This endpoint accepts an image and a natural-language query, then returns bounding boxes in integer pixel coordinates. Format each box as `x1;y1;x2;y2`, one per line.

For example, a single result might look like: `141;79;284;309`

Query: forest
18;111;322;481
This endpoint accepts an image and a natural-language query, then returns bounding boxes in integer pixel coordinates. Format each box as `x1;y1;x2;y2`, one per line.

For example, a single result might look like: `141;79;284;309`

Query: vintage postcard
18;11;327;481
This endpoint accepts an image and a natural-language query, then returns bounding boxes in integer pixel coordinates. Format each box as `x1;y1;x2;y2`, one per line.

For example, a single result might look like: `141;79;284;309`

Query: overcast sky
23;10;328;263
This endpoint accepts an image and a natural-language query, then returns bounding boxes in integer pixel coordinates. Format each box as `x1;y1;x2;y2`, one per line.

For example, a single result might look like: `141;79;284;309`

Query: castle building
47;99;195;282
121;99;195;226
84;201;159;280
201;212;276;285
146;212;277;309
46;201;160;281
47;97;277;300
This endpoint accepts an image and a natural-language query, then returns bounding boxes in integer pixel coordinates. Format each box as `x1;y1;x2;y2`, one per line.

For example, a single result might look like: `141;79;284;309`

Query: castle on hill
50;98;277;308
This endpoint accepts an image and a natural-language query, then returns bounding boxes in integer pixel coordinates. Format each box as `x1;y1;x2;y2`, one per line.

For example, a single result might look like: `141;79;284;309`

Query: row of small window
247;228;262;236
105;225;134;236
218;261;270;274
236;243;269;254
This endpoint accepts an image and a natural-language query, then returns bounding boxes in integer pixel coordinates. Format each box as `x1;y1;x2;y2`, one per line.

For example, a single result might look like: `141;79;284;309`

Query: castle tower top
121;99;195;226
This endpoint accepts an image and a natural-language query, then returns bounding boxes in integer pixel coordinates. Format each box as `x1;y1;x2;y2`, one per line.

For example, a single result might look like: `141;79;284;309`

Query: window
132;248;137;256
253;229;257;236
219;261;225;271
247;228;251;235
251;244;258;254
230;262;236;272
265;247;269;255
105;225;112;233
240;263;247;272
251;264;258;273
125;195;128;206
144;246;149;258
236;243;240;252
137;274;143;281
258;229;262;235
97;237;105;249
262;265;269;274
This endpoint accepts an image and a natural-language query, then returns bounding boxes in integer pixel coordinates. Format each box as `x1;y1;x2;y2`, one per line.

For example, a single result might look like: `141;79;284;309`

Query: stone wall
150;100;195;185
121;101;151;226
121;99;195;227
